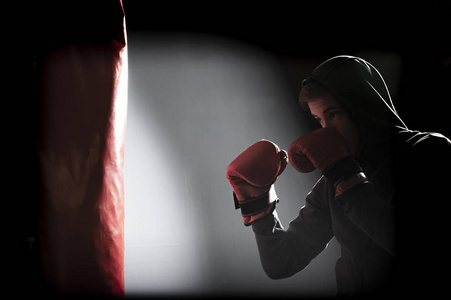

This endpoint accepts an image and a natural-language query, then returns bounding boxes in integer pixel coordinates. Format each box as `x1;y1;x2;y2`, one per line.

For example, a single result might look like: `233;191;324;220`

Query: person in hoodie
226;55;451;297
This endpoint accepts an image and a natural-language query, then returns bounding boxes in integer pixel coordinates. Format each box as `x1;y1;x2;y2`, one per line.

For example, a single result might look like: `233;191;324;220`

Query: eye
326;110;341;121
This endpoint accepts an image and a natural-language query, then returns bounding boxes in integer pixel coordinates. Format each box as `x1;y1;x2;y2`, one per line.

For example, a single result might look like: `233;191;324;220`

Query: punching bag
35;0;127;296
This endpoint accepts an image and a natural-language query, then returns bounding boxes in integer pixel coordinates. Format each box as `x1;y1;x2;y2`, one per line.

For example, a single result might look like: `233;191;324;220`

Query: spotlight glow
124;32;339;297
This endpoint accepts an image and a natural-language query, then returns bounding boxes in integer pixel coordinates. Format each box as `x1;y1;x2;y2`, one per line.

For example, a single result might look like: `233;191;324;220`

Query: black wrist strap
324;156;363;185
233;190;278;215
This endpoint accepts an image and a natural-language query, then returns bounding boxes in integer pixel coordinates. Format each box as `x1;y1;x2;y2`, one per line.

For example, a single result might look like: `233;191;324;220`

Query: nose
323;120;335;129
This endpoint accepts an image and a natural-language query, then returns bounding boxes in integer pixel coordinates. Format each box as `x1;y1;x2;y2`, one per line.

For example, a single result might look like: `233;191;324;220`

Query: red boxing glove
226;140;287;225
288;127;352;174
288;128;367;197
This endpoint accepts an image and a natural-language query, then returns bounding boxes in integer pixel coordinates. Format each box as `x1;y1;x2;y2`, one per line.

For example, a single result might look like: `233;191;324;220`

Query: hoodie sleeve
251;178;334;279
335;181;396;256
334;130;451;258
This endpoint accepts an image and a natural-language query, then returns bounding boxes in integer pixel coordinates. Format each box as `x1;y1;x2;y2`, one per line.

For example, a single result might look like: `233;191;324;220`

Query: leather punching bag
36;1;127;296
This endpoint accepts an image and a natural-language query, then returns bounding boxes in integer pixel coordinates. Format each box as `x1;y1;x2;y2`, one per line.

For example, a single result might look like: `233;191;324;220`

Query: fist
226;140;287;201
288;127;352;174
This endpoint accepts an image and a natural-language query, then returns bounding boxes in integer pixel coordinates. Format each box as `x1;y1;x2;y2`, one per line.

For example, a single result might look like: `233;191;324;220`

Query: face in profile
307;94;361;154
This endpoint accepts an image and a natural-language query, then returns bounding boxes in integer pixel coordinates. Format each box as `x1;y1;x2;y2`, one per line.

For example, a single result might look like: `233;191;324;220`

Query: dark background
123;0;451;137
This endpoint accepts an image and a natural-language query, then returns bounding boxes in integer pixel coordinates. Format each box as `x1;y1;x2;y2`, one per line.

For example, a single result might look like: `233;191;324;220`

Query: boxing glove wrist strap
233;186;279;215
335;172;368;197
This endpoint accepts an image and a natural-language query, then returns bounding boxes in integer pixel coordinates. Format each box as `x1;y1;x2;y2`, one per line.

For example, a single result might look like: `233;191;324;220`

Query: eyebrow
311;106;341;119
322;106;340;115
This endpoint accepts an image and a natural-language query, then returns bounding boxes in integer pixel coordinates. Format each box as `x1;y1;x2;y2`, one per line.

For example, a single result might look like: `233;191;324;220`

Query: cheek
336;120;361;151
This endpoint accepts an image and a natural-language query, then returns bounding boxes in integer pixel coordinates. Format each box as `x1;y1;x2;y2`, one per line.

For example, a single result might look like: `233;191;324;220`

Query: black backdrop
123;0;451;138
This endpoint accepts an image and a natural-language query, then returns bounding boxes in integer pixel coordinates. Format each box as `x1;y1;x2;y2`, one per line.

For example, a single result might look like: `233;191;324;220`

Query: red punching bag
36;1;127;296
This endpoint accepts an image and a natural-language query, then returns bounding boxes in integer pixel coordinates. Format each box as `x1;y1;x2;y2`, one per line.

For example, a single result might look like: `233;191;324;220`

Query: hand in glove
226;140;287;225
288;127;367;197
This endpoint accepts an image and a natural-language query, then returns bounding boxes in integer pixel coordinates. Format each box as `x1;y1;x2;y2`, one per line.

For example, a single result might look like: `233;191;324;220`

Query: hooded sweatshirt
251;55;451;297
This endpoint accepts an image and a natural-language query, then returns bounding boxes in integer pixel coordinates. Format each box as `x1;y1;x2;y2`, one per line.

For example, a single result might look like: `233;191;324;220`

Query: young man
226;55;451;297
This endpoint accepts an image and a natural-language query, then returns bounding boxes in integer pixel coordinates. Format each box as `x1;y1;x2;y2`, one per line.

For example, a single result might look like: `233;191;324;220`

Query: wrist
234;185;278;214
324;156;363;184
233;186;279;226
323;157;368;197
335;172;368;197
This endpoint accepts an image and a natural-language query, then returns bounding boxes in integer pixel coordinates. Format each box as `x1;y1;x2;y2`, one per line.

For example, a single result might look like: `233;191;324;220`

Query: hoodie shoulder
398;128;451;150
395;128;451;173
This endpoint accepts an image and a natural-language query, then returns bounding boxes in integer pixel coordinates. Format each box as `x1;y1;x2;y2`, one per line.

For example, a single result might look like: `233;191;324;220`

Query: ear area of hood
302;55;406;129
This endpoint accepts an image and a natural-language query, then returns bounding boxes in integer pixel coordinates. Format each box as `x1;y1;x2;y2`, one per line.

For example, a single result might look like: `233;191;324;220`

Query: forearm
336;181;395;256
325;155;396;256
252;211;311;279
252;197;333;279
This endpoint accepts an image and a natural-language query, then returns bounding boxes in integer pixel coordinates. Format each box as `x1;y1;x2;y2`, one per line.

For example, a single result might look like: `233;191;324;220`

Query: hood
302;55;407;164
